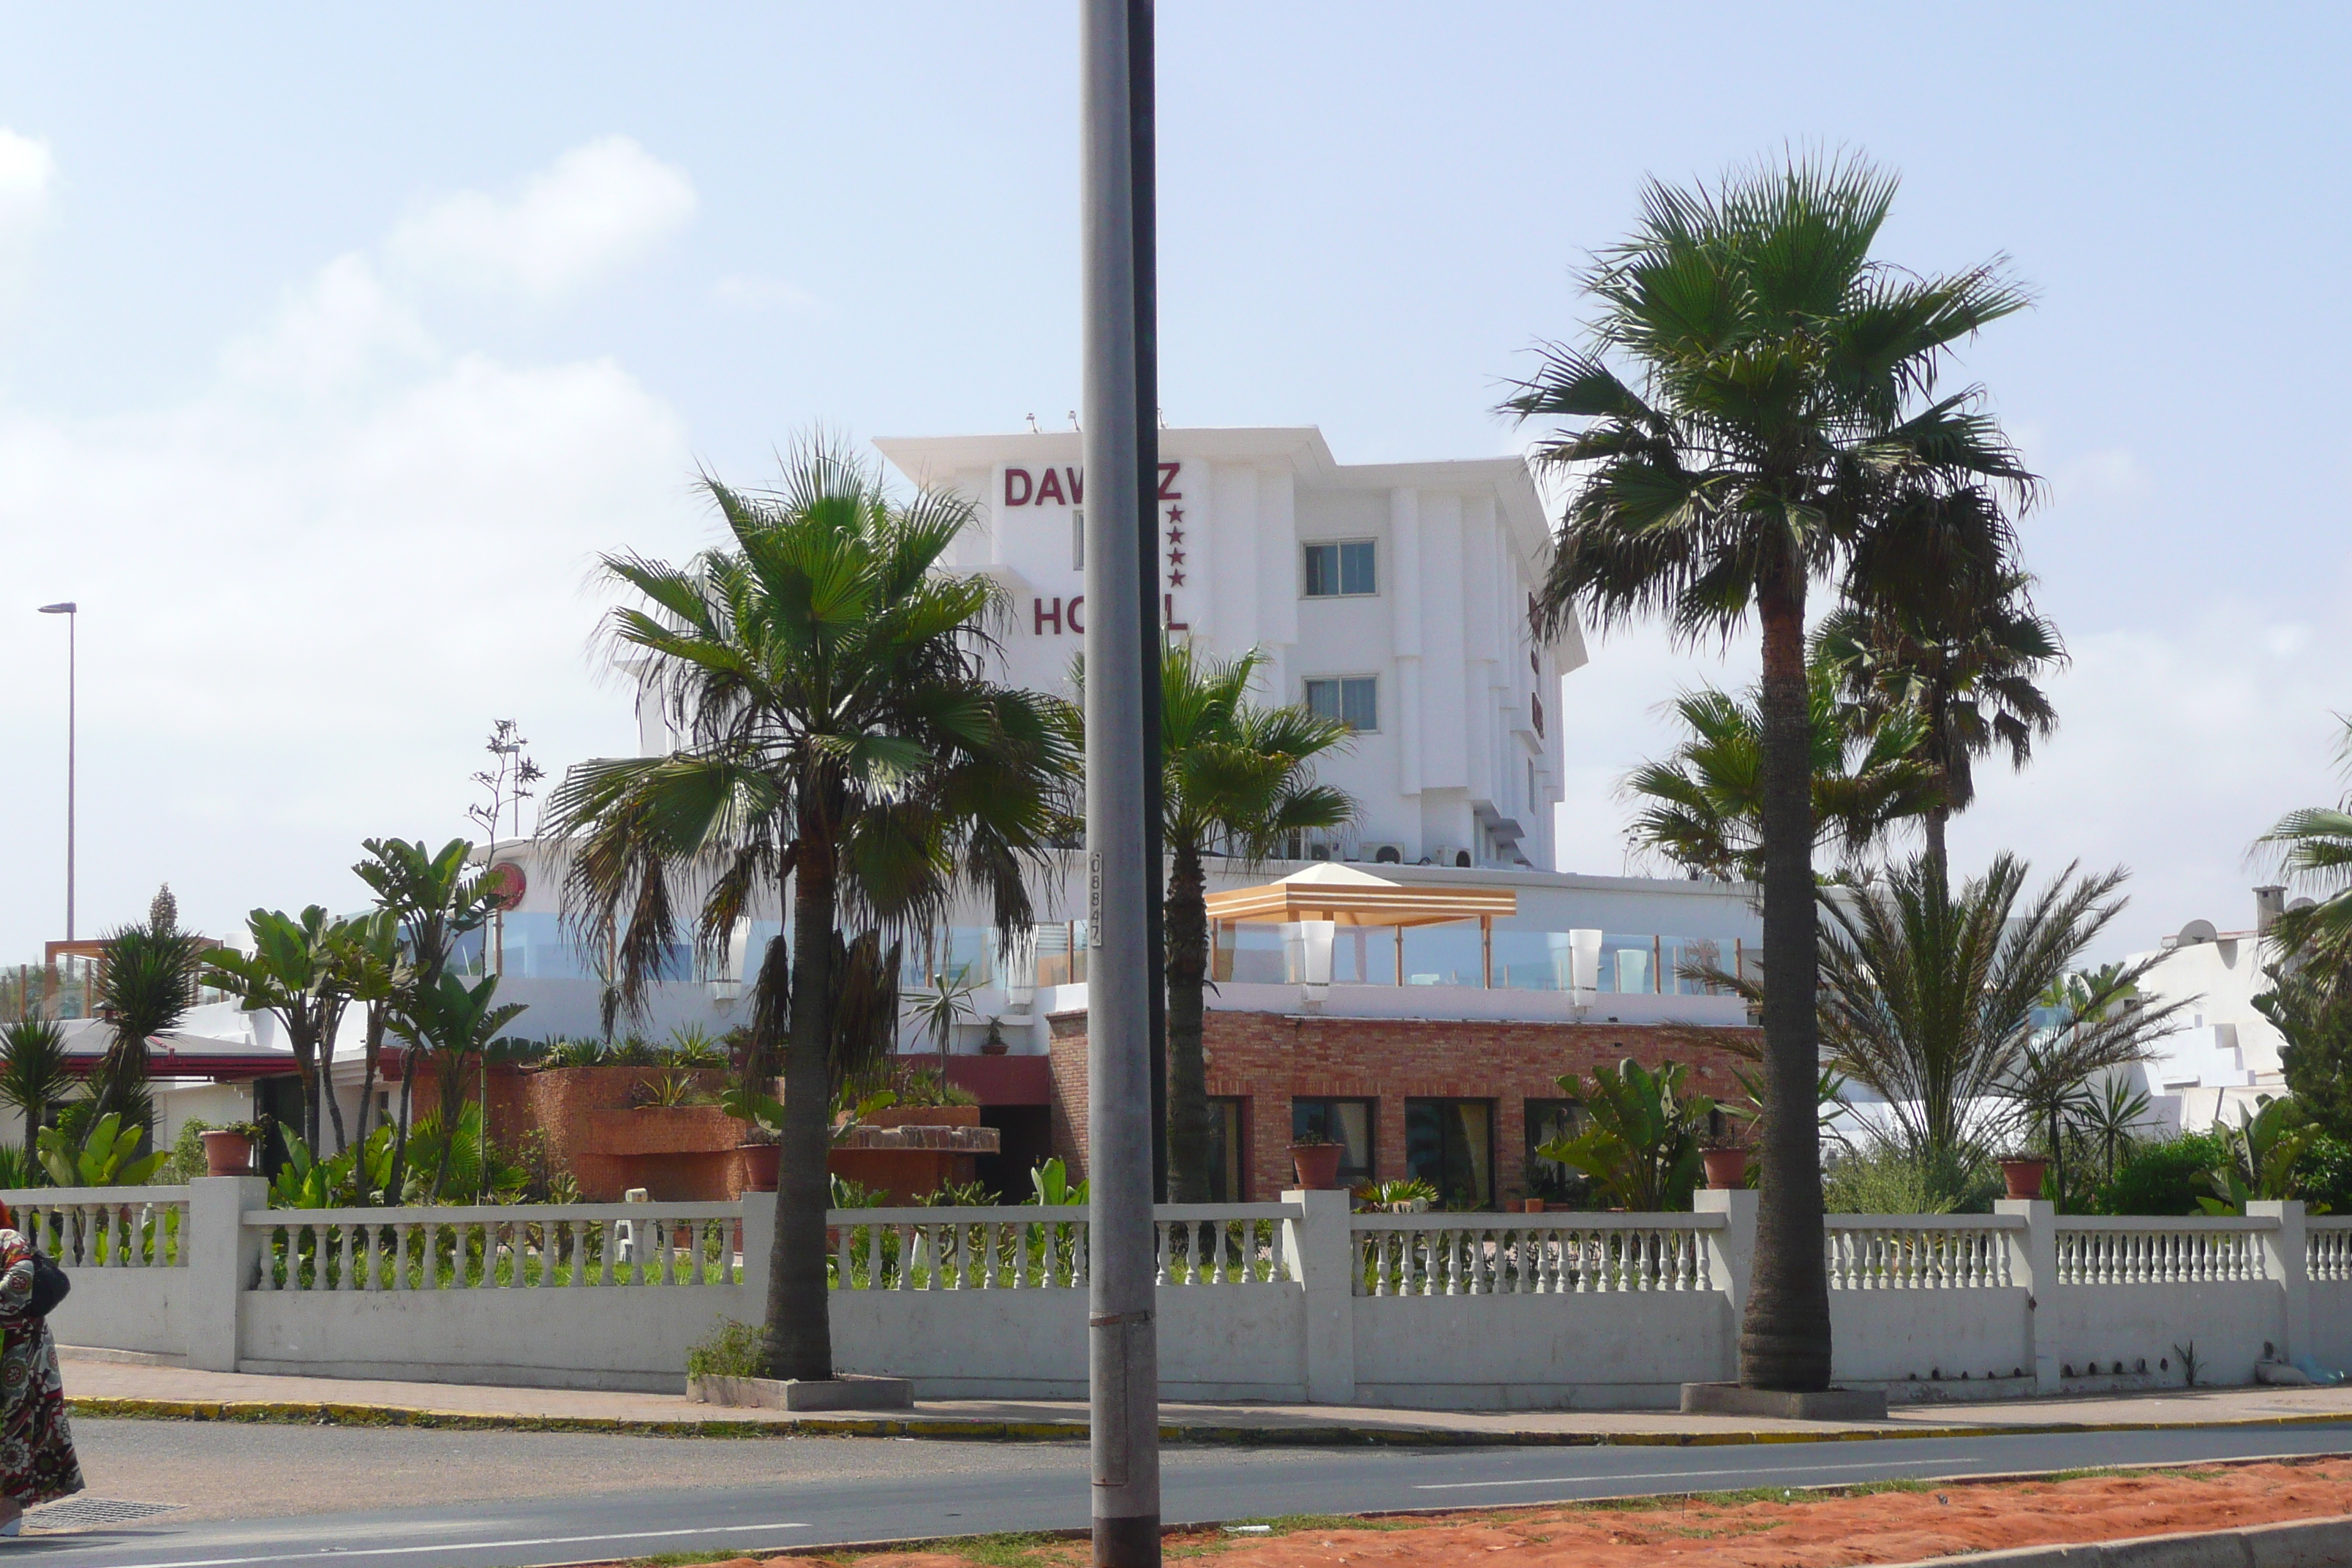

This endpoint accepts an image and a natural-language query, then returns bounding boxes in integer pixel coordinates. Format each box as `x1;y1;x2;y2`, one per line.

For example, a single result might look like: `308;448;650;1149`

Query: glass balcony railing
1207;924;1754;995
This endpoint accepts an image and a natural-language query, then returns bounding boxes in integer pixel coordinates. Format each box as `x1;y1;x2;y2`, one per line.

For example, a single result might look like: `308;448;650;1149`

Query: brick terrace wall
402;1063;736;1201
1047;1009;1757;1202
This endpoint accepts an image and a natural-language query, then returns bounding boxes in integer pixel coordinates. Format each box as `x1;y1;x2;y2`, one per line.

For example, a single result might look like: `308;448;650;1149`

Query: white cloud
218;253;434;393
0;249;701;957
0;127;54;233
710;272;818;312
2051;446;2146;506
388;135;696;297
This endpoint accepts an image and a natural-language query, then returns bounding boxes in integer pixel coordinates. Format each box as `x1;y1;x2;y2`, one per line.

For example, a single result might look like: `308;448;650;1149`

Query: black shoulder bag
27;1251;69;1319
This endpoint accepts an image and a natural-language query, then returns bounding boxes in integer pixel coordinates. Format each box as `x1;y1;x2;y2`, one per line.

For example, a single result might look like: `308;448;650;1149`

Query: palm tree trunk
1924;807;1950;884
766;843;837;1382
1740;567;1833;1392
22;1096;41;1173
1164;841;1213;1203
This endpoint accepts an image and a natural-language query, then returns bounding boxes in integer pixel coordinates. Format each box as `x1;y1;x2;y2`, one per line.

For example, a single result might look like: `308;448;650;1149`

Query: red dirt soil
717;1456;2352;1567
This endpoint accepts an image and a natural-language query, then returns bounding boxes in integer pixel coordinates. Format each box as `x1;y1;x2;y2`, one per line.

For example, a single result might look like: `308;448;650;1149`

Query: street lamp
37;602;77;941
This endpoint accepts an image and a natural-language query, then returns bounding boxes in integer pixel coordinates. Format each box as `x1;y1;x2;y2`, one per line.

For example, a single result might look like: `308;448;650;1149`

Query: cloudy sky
2;5;2348;961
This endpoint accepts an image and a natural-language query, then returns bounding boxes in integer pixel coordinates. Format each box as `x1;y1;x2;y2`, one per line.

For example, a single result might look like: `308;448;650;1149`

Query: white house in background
641;428;1588;872
2124;884;2310;1133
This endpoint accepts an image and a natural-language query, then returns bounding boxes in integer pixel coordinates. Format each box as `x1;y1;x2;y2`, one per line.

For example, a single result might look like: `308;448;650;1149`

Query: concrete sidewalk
53;1351;2352;1447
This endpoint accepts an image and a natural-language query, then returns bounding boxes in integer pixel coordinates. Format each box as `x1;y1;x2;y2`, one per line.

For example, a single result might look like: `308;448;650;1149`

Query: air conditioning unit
1306;842;1334;862
1363;842;1409;865
1425;844;1471;869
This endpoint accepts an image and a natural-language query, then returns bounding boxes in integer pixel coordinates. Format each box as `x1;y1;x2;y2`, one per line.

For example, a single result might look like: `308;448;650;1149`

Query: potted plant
719;1079;786;1194
1700;1141;1749;1191
979;1018;1011;1057
201;1121;261;1177
1289;1128;1345;1190
1998;1151;2050;1201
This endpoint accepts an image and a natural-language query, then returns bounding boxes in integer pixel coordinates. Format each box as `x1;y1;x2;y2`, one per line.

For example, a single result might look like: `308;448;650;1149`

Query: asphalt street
18;1420;2352;1568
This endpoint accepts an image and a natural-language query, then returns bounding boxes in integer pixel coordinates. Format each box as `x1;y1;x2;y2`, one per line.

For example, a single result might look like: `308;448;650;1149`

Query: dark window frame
1291;1096;1377;1188
1405;1096;1499;1211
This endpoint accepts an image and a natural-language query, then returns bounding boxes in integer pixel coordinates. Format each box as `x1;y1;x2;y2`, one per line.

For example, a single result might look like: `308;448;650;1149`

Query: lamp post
1081;0;1162;1558
37;603;78;942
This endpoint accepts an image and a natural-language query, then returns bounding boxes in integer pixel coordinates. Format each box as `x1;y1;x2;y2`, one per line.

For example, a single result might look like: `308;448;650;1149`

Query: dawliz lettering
1003;462;1182;506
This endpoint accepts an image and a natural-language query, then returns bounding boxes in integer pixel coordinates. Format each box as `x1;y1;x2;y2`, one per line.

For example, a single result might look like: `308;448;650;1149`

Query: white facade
867;427;1588;871
2125;888;2306;1133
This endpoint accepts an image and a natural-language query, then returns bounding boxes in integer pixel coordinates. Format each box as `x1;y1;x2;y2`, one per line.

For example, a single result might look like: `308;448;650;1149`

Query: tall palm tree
1623;654;1937;881
1814;571;2065;880
1502;153;2035;1391
1152;644;1353;1202
2255;715;2352;979
1813;853;2187;1207
547;436;1078;1382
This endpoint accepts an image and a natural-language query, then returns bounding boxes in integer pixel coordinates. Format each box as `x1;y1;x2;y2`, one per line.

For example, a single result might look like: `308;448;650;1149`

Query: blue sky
2;4;2348;959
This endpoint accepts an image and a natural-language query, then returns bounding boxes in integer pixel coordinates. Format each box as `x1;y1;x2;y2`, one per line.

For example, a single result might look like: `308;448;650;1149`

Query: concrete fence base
1907;1512;2352;1567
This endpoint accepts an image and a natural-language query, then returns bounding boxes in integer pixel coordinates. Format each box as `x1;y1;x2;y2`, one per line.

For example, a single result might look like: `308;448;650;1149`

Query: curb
60;1394;2352;1449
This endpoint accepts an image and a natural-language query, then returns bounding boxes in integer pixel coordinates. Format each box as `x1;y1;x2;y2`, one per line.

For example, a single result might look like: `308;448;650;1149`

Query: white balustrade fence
12;1187;190;1270
246;1203;744;1293
7;1184;2340;1408
2056;1218;2270;1285
1825;1216;2018;1290
1354;1214;1716;1296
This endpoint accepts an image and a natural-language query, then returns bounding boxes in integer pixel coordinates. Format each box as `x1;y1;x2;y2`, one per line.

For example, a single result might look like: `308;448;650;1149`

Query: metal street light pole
1080;0;1161;1560
37;603;78;942
1129;0;1169;1207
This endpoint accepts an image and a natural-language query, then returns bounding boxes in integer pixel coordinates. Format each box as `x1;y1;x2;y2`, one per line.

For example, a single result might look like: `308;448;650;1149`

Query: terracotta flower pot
1522;1198;1546;1215
739;1143;780;1194
200;1129;254;1177
1702;1147;1749;1191
979;1040;1010;1057
1289;1143;1344;1190
1999;1157;2049;1201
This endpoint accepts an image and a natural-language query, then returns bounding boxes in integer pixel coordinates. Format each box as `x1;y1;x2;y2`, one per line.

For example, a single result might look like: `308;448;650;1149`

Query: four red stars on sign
1164;504;1186;587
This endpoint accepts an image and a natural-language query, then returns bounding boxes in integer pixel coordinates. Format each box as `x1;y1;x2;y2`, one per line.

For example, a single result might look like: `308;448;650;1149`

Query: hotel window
1406;1098;1495;1210
1205;1097;1248;1202
1303;539;1376;598
1305;676;1378;732
1523;1098;1593;1207
1292;1097;1376;1188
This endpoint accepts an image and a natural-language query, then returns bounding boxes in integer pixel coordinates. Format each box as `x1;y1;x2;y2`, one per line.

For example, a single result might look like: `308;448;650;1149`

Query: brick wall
1047;1009;1757;1202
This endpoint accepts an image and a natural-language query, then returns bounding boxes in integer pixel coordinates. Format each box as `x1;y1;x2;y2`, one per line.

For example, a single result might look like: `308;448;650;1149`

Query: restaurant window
1303;539;1376;598
1406;1097;1495;1210
1523;1097;1594;1207
1305;676;1378;732
1292;1096;1376;1188
1205;1097;1248;1202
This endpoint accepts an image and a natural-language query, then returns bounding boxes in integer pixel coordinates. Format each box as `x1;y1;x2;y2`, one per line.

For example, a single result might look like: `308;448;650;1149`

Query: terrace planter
864;1105;983;1130
2000;1157;2049;1202
739;1143;780;1194
1289;1144;1344;1190
826;1120;1003;1205
589;1106;747;1157
200;1130;254;1176
1702;1147;1749;1191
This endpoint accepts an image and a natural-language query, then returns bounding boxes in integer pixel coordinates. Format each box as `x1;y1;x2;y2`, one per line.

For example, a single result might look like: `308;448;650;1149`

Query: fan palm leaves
1120;642;1354;1202
1814;571;2065;878
1622;655;1937;881
1501;151;2036;1392
546;434;1077;1381
2255;715;2352;979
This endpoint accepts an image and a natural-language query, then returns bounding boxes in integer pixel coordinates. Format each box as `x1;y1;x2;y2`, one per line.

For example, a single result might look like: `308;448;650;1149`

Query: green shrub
1823;1142;1997;1214
162;1119;214;1184
2092;1132;2224;1215
685;1319;766;1382
2296;1131;2352;1214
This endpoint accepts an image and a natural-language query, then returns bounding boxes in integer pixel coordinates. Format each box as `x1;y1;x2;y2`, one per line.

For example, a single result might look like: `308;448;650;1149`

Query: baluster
892;1225;911;1290
1153;1221;1170;1286
1076;1221;1090;1288
254;1223;276;1290
389;1224;409;1290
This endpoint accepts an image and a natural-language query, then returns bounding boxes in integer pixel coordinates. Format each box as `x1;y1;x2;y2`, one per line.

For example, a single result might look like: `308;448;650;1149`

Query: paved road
20;1419;2352;1568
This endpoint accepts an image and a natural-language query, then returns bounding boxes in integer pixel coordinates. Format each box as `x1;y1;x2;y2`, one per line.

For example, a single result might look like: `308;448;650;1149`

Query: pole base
1092;1512;1161;1567
1679;1382;1888;1421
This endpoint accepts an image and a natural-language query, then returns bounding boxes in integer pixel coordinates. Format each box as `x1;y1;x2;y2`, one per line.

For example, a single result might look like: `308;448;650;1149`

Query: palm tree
2255;715;2352;979
1622;655;1937;881
1502;153;2035;1390
386;971;527;1201
546;436;1077;1382
89;913;209;1142
1814;853;2189;1208
0;1019;75;1175
354;836;500;1196
1814;571;2065;879
1150;643;1353;1202
201;908;356;1152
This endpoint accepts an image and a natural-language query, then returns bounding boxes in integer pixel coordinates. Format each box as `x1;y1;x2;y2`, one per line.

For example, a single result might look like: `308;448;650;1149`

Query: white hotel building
869;427;1587;872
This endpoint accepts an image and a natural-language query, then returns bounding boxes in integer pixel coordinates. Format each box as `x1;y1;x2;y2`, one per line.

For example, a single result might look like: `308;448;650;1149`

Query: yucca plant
0;1019;74;1177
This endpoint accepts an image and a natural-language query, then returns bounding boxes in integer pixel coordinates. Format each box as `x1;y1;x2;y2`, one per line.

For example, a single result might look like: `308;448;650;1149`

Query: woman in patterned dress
0;1203;84;1532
